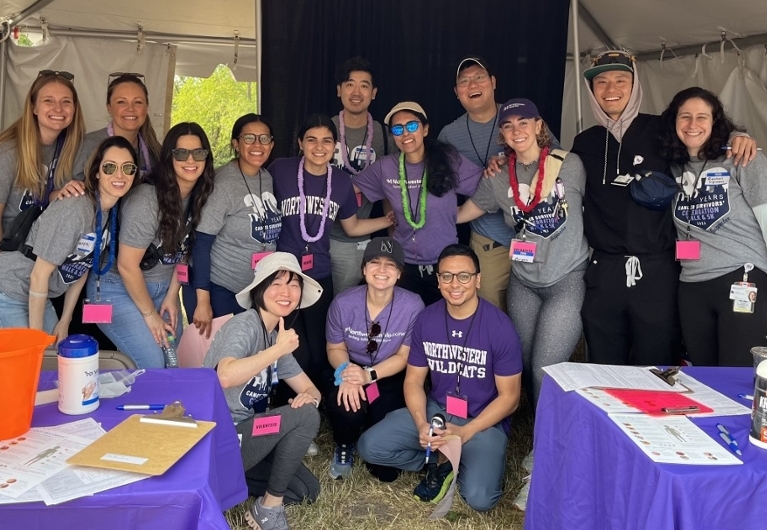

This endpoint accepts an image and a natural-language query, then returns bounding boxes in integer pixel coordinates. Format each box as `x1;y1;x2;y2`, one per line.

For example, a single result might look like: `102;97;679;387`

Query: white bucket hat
235;252;323;310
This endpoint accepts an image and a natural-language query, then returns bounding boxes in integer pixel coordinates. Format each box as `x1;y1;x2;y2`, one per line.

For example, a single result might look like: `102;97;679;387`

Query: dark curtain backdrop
262;0;571;159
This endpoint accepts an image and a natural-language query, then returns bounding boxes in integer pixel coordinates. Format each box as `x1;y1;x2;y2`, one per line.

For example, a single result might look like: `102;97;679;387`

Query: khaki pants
469;231;511;313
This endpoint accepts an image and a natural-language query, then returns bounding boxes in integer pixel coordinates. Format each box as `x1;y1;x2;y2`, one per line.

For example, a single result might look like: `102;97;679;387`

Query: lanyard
36;133;65;207
443;305;477;395
680;160;709;240
92;194;118;301
238;163;264;214
466;111;498;167
366;288;394;365
258;312;280;410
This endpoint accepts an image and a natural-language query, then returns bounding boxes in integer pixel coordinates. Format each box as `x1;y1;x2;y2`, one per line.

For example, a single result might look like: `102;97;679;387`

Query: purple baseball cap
498;98;540;123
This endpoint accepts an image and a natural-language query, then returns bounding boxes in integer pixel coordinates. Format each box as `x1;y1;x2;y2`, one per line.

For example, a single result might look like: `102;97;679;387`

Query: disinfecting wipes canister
750;359;767;449
58;334;100;415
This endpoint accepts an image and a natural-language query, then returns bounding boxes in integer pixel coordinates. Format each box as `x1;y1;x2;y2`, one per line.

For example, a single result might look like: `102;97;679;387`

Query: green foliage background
172;65;257;168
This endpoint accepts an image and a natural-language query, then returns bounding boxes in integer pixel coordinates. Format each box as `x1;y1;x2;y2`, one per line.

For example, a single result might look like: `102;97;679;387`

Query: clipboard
66;410;216;476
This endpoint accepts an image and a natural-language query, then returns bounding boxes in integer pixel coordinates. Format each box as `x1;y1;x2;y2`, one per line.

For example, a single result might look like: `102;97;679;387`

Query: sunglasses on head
108;72;146;85
390;121;420;137
366;322;382;354
38;70;75;81
101;161;138;176
591;51;635;68
239;133;274;145
171;148;208;162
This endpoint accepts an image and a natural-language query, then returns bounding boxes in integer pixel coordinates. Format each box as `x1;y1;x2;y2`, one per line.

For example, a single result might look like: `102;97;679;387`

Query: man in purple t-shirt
358;244;522;512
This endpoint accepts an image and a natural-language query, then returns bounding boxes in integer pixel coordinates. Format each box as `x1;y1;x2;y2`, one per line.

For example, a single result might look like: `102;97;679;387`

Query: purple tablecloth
525;367;767;530
1;368;247;530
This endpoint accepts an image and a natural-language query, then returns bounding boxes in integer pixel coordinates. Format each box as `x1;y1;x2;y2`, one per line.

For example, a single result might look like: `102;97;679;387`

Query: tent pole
7;0;57;27
571;0;583;134
21;25;257;47
0;39;6;130
255;0;262;113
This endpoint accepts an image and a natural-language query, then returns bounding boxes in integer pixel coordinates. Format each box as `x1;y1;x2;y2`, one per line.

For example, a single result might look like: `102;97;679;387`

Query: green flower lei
398;152;428;230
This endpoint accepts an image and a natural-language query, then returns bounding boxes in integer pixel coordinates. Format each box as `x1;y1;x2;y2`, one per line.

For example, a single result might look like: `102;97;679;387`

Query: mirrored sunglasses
171;148;208;162
101;161;138;176
239;133;274;145
38;70;75;81
437;272;478;284
390;121;420;137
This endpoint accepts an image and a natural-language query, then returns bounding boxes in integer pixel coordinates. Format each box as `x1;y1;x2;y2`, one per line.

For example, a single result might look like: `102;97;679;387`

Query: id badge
611;174;635;187
355;191;363;208
82;300;113;324
365;381;380;404
176;263;189;284
730;281;756;313
446;391;468;419
676;240;701;260
510;239;536;263
252;251;273;270
76;233;96;254
301;254;314;271
251;413;282;437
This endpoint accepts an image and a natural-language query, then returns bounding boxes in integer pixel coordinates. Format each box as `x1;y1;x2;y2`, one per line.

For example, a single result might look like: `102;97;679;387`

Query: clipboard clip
139;400;198;428
650;367;679;386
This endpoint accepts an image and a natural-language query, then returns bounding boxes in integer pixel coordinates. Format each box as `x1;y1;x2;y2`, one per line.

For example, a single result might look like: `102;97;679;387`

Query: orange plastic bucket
0;328;55;440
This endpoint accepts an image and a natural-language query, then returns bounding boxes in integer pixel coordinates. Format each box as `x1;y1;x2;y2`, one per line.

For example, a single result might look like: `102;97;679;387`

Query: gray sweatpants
236;403;320;498
507;268;585;411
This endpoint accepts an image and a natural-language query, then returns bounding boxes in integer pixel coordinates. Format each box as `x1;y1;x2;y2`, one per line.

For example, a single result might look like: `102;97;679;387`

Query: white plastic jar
58;334;100;415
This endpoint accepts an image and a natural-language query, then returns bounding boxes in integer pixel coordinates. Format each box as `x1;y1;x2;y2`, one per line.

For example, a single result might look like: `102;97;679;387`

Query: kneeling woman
325;237;424;480
204;252;323;529
660;86;767;366
0;136;136;340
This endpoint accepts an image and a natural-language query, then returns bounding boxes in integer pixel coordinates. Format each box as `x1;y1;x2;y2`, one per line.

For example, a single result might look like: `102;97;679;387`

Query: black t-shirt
572;113;676;255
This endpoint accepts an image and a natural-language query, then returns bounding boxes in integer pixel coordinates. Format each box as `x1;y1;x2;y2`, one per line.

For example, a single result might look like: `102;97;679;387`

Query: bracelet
141;309;156;318
312;397;320;408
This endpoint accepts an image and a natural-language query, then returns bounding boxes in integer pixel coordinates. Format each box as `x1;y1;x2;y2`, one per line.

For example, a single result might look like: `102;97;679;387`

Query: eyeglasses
456;73;489;88
108;72;146;85
239;133;274;145
101;161;138;176
366;322;381;354
390;121;420;137
38;70;75;81
171;148;208;162
437;272;478;284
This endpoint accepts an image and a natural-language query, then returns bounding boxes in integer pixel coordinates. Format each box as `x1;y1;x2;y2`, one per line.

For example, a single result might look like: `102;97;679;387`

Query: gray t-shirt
119;183;191;283
0;194;102;301
196;161;281;294
72;129;109;182
203;309;303;423
0;140;57;235
672;155;767;282
471;152;589;288
329;114;387;243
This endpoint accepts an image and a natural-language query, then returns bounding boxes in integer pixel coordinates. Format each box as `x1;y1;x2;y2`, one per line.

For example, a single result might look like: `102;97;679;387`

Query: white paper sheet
543;362;685;392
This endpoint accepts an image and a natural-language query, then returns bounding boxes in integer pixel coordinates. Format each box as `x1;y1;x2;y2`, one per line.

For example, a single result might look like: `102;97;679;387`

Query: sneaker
329;443;354;479
521;451;534;473
245;496;290;530
512;476;532;512
306;441;319;457
413;461;454;503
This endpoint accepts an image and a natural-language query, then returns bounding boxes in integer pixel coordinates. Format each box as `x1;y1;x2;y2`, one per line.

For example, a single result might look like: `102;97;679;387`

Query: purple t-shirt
326;285;425;366
269;157;358;280
408;298;522;429
354;153;482;265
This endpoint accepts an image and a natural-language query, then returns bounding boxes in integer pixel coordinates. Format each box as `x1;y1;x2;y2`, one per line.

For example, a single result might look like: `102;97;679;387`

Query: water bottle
162;334;179;368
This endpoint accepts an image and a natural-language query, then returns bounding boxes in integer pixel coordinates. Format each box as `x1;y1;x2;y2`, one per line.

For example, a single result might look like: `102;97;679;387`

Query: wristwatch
365;366;378;383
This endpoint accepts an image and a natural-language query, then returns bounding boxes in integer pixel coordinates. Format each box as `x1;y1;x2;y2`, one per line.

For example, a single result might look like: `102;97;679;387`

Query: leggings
507;269;586;412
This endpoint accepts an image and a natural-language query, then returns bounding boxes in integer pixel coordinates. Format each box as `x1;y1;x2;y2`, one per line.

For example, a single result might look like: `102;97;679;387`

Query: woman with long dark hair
659;86;767;366
90;122;215;368
354;102;483;306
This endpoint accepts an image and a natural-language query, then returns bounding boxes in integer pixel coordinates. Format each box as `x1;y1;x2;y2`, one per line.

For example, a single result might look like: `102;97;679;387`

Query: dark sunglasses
239;133;273;145
38;70;75;81
101;161;138;176
108;72;146;85
591;51;635;68
366;322;382;354
171;148;208;162
390;121;420;137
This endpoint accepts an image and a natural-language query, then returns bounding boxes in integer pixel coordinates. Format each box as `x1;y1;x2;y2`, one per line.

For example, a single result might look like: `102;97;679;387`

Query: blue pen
716;423;742;456
738;393;754;401
116;404;166;411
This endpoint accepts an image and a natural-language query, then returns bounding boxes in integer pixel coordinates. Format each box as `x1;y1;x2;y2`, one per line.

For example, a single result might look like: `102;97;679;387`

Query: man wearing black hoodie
572;50;756;366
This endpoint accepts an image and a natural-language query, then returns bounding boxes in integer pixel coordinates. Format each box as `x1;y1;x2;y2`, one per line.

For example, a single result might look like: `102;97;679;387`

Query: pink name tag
301;254;314;271
365;381;380;404
176;264;189;284
251;414;282;437
510;239;537;263
252;251;273;270
676;240;701;260
82;302;113;324
446;394;468;419
356;191;363;208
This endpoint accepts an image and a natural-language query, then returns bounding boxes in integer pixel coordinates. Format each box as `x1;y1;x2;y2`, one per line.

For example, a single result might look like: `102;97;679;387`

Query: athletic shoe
329;443;354;479
522;451;534;473
245;496;290;530
512;475;532;512
413;461;454;503
306;441;319;457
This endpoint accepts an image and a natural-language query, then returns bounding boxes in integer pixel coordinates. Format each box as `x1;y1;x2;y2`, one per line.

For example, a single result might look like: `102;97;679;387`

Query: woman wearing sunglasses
60;72;162;197
354;102;483;306
0;70;85;243
0;136;136;341
324;236;424;480
187;114;281;338
89;123;215;368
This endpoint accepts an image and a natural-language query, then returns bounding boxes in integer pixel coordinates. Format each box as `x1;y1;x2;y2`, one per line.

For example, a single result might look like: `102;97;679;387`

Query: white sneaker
512;476;531;512
521;451;534;473
306;441;319;457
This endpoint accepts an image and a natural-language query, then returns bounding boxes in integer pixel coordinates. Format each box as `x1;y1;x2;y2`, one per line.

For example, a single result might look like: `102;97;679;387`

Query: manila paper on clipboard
66;413;216;476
